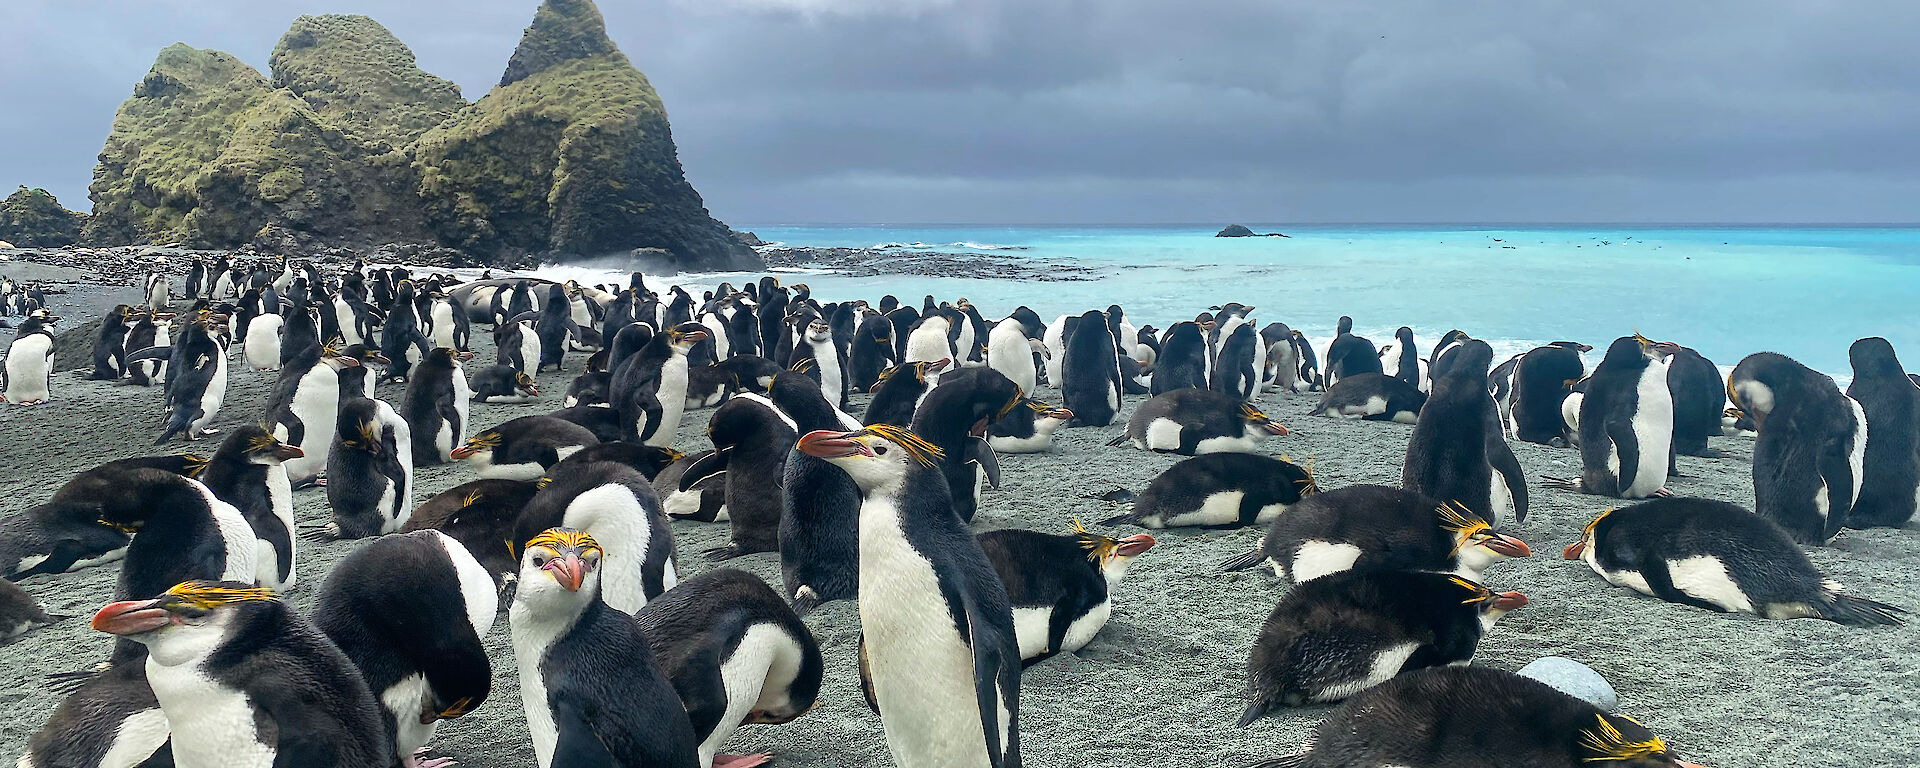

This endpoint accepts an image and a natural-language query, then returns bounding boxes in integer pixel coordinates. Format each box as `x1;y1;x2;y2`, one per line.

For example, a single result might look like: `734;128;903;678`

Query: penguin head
805;319;832;342
91;581;278;663
516;528;604;604
1022;398;1074;431
1237;403;1290;436
338;414;384;456
1849;336;1904;378
1576;713;1705;767
341;343;391;367
1445;575;1528;631
1437;501;1532;570
1070;519;1155;584
513;371;540;398
664;325;708;354
796;425;944;493
232;424;304;465
452;430;503;461
1602;335;1653;369
1562;508;1615;564
1279;454;1319;496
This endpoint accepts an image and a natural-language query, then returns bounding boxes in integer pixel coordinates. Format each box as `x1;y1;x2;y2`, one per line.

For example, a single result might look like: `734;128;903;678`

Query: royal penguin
451;415;600;481
549;442;684;481
1210;312;1266;401
1309;373;1427;422
1507;341;1588;444
534;283;579;373
145;313;228;443
325;397;414;539
1061;309;1123;427
1238;570;1526;722
241;309;283;371
312;530;497;768
279;301;323;367
89;581;392;768
515;460;679;613
1113;387;1288;455
471;363;541;403
986;396;1074;453
848;313;899;392
1245;666;1708;768
1728;351;1867;543
1843;337;1919;529
1259;322;1301;392
551;403;624;443
772;371;868;613
1104;452;1318;529
125;310;170;386
403;347;473;466
401;478;541;581
716;354;784;395
0;455;210;580
1149;321;1210;395
613;325;706;447
794;426;1023;768
1564;497;1903;626
863;358;946;427
978;524;1155;665
635;568;826;768
265;344;360;485
380;280;432;382
493;311;542;378
1219;485;1531;583
1290;328;1323;390
1322;316;1381;387
693;392;801;561
195;425;305;592
0;578;54;643
1548;335;1673;500
1376;326;1430;393
1402;339;1528;525
1;308;57;405
787;315;848;408
88;305;133;381
508;528;702;768
1655;341;1724;457
655;449;729;523
563;369;612;408
903;310;958;383
333;343;388;403
987;316;1040;393
910;366;1020;522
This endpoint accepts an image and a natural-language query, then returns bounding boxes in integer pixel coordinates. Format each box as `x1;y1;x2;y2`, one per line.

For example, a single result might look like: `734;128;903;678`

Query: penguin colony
1;256;1915;768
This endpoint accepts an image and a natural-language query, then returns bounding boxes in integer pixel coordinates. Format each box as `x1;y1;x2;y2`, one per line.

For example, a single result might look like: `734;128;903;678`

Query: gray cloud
4;0;1918;224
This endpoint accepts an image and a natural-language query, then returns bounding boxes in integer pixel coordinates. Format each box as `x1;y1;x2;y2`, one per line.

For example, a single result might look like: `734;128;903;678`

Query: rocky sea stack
0;187;86;247
81;0;757;271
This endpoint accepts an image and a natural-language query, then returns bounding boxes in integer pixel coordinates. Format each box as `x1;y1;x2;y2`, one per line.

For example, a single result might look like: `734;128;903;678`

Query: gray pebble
1519;656;1619;711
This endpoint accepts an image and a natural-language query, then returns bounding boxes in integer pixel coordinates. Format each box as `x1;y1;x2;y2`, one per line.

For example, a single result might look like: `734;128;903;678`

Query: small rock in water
1519;656;1618;711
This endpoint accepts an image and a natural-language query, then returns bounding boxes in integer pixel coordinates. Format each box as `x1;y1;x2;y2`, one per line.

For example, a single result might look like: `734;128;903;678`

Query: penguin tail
1818;590;1906;627
45;665;105;694
153;415;190;445
1218;548;1267;573
1097;512;1133;526
1234;698;1272;728
792;588;822;616
1244;756;1309;768
1103;433;1128;447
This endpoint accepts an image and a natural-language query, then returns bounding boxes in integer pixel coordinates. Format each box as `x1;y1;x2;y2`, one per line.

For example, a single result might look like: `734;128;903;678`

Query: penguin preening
451;415;599;480
1245;666;1708;768
324;397;414;539
1238;570;1525;723
910;366;1021;523
863;358;945;427
515;460;679;614
1310;372;1426;423
195;425;304;592
1219;485;1531;583
508;528;702;768
1402;339;1528;525
795;426;1023;768
1565;497;1903;626
1728;351;1866;543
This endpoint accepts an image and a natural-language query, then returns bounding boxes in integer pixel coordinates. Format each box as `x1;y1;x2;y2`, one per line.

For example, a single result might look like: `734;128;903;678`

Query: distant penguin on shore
1062;309;1123;427
1656;341;1725;458
1729;351;1866;543
1323;316;1381;387
88;305;133;381
1151;321;1210;395
1843;337;1919;529
1403;340;1528;525
1377;326;1429;393
2;308;58;405
1506;341;1587;444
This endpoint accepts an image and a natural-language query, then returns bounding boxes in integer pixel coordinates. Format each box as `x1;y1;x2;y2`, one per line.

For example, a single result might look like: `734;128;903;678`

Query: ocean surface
534;225;1920;378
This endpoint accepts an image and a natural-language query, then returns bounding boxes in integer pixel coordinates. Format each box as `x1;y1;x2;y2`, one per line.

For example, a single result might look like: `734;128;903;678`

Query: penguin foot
404;747;456;768
1541;475;1584;493
703;544;745;562
1651;487;1674;498
713;754;772;768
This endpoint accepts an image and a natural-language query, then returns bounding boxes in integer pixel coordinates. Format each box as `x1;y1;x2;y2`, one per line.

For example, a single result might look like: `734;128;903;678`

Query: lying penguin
977;522;1155;665
471;363;541;403
451;415;600;481
1219;485;1531;583
1564;497;1903;626
1238;570;1525;724
1309;372;1427;423
1111;388;1289;455
1104;453;1317;529
985;397;1074;453
1245;666;1709;768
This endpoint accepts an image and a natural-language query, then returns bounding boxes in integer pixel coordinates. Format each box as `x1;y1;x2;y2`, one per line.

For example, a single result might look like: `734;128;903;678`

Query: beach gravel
1;278;1916;767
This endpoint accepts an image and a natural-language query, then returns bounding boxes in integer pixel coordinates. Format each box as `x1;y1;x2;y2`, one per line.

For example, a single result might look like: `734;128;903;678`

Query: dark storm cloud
4;0;1918;224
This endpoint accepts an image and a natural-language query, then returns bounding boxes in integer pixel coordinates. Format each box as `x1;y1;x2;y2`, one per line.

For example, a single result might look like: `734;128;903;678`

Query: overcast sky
3;0;1918;225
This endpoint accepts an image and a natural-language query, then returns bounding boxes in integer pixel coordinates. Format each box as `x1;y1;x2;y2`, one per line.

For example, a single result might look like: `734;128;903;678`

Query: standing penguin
1150;321;1210;395
1507;341;1588;444
1548;335;1672;500
1565;497;1903;625
863;358;946;427
90;581;393;768
313;530;497;768
987;317;1040;393
1844;337;1919;529
1323;316;1381;387
326;397;414;539
267;344;359;486
1061;309;1123;427
196;425;305;592
509;528;702;768
125;310;170;386
1729;351;1866;543
1210;313;1265;401
1377;326;1429;393
787;315;848;408
978;523;1155;665
1219;485;1531;583
89;305;133;380
612;325;707;447
911;367;1022;523
1113;388;1288;455
775;371;867;613
404;347;473;466
696;393;801;561
1238;571;1526;722
535;283;579;373
493;312;543;378
848;313;898;393
1402;339;1527;525
1658;341;1725;457
147;313;229;443
1244;666;1707;768
380;280;431;382
1103;452;1318;529
795;426;1022;768
635;569;826;768
515;460;679;613
2;308;57;405
242;310;284;371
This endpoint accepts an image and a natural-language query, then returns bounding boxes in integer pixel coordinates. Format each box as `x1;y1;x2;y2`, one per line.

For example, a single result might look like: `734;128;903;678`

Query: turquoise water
539;225;1920;377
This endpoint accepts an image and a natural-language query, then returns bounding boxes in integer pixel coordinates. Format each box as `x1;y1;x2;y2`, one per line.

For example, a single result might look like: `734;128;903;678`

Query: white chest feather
859;498;993;768
509;607;576;768
1290;540;1362;582
259;465;296;591
1665;555;1755;614
381;673;437;756
96;707;171;768
649;355;690;448
1143;418;1184;451
699;623;806;766
563;485;656;613
145;629;273;768
282;366;340;480
1623;362;1673;498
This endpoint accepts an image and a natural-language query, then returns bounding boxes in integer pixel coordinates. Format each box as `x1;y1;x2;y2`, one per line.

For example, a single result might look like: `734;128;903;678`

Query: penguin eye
873;445;889;456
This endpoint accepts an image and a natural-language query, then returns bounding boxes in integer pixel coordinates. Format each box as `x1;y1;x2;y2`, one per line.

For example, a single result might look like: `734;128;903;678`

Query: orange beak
1562;541;1586;560
92;599;172;635
544;553;587;592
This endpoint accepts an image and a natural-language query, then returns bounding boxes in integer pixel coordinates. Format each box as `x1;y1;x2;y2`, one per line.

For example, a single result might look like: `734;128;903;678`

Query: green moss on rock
269;15;466;148
0;187;86;247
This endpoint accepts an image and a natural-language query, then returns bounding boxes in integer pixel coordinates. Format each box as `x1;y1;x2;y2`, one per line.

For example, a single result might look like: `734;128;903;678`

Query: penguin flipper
1606;416;1640;497
1486;435;1529;524
550;695;621;766
669;647;731;742
856;634;880;715
679;449;730;493
968;616;1022;768
125;345;172;363
969;438;1002;490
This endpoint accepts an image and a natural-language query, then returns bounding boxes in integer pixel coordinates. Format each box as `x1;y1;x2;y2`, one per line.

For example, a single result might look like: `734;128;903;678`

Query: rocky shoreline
758;244;1106;281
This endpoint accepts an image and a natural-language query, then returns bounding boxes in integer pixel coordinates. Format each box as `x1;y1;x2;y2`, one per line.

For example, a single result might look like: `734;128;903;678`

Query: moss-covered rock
269;15;465;149
414;0;756;269
0;187;86;247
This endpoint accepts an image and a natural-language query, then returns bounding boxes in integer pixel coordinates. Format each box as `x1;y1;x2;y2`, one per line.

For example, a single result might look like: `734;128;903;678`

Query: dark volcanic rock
1216;224;1288;238
0;188;85;247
